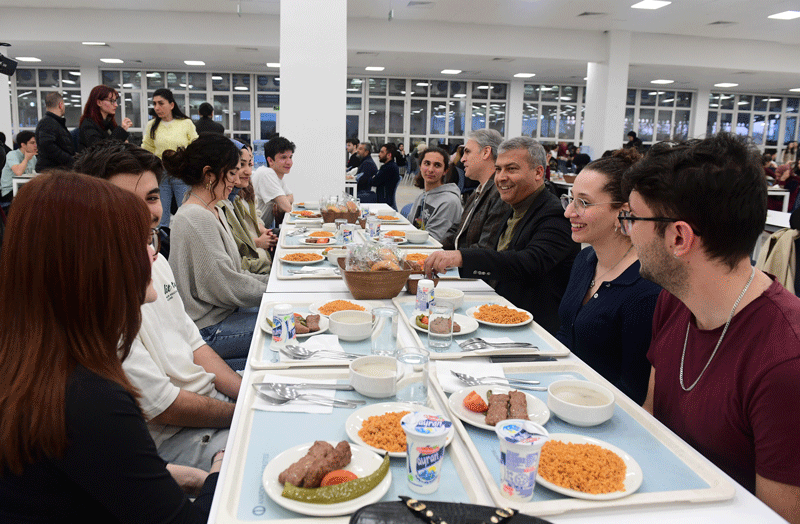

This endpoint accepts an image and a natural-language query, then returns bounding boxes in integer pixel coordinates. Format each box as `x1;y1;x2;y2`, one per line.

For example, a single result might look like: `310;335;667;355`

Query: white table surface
768;187;790;213
208;288;785;524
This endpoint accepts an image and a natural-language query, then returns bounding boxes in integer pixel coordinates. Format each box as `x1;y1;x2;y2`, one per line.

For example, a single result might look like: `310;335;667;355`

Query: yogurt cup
400;412;453;494
494;420;549;501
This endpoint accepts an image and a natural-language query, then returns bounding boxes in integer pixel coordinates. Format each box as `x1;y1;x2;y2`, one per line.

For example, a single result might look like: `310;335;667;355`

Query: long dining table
207;203;786;524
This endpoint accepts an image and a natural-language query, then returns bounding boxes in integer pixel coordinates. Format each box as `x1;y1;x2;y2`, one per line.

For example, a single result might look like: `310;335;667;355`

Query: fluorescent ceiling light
714;82;738;88
100;58;123;64
453;93;467;98
514;73;536;78
365;66;385;71
631;0;671;9
768;11;800;20
477;85;489;90
416;82;429;86
62;79;76;85
352;79;363;84
650;79;674;84
790;88;800;92
69;71;80;76
267;62;280;68
234;86;248;90
16;57;41;62
184;60;205;66
212;76;223;80
347;88;359;92
441;69;461;75
82;41;106;46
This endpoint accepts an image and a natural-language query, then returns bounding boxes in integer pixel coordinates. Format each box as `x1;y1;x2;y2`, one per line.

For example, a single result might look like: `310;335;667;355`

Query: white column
583;31;631;158
0;49;13;142
280;0;346;200
692;88;710;139
507;78;525;139
79;64;100;104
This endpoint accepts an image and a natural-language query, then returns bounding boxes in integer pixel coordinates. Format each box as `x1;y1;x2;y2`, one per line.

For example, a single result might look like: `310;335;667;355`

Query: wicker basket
321;209;360;224
336;258;415;299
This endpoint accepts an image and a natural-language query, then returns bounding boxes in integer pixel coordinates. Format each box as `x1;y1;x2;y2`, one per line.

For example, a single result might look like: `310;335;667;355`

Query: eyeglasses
103;98;119;105
560;194;623;216
617;211;679;236
150;228;161;255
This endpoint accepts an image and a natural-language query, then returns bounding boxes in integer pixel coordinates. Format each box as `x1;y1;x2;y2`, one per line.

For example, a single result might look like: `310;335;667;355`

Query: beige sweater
169;203;268;328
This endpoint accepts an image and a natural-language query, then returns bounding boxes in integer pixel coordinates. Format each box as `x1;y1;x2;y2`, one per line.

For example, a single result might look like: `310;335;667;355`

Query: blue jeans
159;175;190;229
199;307;259;371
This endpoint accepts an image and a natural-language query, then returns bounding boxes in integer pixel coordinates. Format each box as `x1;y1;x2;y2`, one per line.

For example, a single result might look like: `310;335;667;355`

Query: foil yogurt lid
495;419;548;445
401;412;452;437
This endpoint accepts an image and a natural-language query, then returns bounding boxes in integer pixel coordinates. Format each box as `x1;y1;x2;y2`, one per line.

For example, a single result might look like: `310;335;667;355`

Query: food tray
429;361;735;516
275;255;343;280
249;299;385;369
392;294;570;359
211;367;487;523
356;228;442;249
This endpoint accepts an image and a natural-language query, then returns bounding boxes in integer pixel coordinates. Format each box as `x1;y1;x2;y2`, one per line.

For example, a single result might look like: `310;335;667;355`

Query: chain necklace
679;265;756;392
188;191;216;211
589;245;633;289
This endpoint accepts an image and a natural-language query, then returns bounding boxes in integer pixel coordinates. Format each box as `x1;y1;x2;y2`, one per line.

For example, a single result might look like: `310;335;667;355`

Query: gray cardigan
169;203;268;329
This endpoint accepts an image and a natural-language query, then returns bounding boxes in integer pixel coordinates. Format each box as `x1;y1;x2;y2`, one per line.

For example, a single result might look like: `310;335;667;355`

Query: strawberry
321;469;358;486
463;390;488;413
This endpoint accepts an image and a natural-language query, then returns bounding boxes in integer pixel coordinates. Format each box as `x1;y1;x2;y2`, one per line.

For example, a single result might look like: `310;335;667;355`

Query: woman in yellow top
142;88;199;229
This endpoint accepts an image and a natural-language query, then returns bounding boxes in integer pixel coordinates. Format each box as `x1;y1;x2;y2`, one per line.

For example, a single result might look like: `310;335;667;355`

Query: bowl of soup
547;380;614;427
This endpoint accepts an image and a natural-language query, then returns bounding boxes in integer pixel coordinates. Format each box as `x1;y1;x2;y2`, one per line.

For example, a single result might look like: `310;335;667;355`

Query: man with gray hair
426;136;578;334
441;129;510;250
34;91;75;171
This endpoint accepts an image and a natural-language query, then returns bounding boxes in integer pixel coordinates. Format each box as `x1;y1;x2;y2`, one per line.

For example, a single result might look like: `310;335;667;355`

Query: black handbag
349;496;553;524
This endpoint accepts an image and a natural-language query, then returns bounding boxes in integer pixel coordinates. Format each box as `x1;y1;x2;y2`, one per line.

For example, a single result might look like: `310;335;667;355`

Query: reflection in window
751;114;765;144
626;89;637;106
558;105;575;139
212;74;230;91
259;94;280;109
103;70;121;89
735;113;750;136
450;81;466;98
491;83;508;100
369;98;386;135
389;79;406;97
720;112;733;133
147;71;165;89
639;90;657;106
785;117;797;143
168;72;186;90
232;94;250;131
389;100;404;134
188;94;206;120
232;74;250;92
410;100;427;135
656;110;672;141
448;100;465;136
430;102;446;134
674;110;690;141
707;111;718;136
346;77;363;95
787;98;799;113
188;73;206;91
214;95;229;129
540;105;557;138
638;109;655;141
124;92;142;128
560;86;576;103
524;84;540;101
122;71;141;90
624;108;635;139
471;103;486;132
658;91;675;107
541;86;559;103
38;69;59;88
767;114;780;145
430;81;448;98
472;82;489;100
16;69;36;88
522;103;538;137
345;115;358;140
411;80;428;97
369;78;387;96
346;97;361;111
17;91;38;127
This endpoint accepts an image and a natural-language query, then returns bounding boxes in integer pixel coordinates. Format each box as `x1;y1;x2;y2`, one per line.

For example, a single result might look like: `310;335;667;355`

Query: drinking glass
370;307;398;356
396;347;429;404
428;304;453;350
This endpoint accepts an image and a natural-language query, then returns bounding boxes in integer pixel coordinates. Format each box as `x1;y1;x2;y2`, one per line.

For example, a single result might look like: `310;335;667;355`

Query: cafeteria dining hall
1;1;800;523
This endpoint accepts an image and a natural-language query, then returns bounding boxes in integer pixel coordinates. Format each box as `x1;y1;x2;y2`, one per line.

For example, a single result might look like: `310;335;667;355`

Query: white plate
447;385;550;430
466;305;533;328
345;402;454;458
262;441;391;517
259;314;329;338
380;236;407;245
301;237;340;246
536;433;643;500
309;300;373;317
280;253;325;265
409;313;479;337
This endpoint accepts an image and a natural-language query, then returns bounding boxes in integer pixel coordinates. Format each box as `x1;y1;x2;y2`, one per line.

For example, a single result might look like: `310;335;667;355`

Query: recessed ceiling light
416;82;429;86
82;41;106;46
650;79;674;84
790;88;800;92
441;69;461;75
184;60;205;66
267;62;280;68
453;93;467;98
768;11;800;20
514;73;536;78
100;58;124;64
365;66;385;71
234;86;248;91
15;57;41;62
477;85;489;90
212;76;223;80
62;79;76;85
631;0;671;10
714;82;739;88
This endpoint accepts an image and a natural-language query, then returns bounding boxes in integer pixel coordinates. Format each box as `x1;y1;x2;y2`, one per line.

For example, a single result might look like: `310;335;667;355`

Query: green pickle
281;454;390;504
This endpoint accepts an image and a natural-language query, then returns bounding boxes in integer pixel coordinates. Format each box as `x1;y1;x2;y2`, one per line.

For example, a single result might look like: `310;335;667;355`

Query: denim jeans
159;175;190;229
199;307;259;371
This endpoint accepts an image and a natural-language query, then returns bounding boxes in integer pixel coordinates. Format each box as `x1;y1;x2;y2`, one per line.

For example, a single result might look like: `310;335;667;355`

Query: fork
451;370;546;391
458;337;537;351
286;227;309;236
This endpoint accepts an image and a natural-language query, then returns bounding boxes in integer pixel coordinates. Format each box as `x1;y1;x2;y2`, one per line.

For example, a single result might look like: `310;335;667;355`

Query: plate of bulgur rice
345;402;454;457
466;304;533;327
536;433;643;500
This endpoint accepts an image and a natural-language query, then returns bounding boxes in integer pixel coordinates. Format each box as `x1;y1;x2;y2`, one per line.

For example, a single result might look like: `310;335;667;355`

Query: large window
625;89;693;146
13;68;82;131
522;84;584;148
707;92;798;154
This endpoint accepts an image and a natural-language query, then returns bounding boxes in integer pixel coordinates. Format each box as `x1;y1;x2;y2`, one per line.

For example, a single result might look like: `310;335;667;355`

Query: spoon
449;371;540;385
280;344;362;360
458;338;537;350
254;387;362;408
451;371;547;391
286;227;309;236
252;382;354;391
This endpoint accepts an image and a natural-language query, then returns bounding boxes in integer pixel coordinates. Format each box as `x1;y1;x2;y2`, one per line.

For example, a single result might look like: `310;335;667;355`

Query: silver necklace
679;265;756;392
590;245;633;288
189;191;216;211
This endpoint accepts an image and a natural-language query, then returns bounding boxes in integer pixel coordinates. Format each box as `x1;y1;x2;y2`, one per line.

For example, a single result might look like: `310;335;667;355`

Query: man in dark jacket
373;142;400;210
425;136;579;335
346;138;362;169
355;142;377;203
35;92;75;171
442;129;509;250
194;102;225;134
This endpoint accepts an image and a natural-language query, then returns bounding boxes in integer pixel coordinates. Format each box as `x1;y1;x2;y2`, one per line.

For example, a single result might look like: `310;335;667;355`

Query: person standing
77;85;132;152
355;142;377;203
194;103;224;135
1;131;37;208
34;92;75;172
625;134;800;522
373;142;400;210
142;88;199;230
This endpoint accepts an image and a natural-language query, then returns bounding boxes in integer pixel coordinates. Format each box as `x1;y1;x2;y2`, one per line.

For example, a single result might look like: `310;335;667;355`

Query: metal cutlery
253;385;364;408
279;344;361;360
458;337;538;351
451;370;547;391
252;382;354;391
286;227;309;236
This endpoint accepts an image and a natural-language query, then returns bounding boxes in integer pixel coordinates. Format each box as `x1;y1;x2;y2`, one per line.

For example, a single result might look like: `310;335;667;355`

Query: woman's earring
205;180;212;191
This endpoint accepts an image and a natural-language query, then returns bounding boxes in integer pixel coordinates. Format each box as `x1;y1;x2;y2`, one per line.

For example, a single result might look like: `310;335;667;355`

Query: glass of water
396;347;429;405
428;304;453;350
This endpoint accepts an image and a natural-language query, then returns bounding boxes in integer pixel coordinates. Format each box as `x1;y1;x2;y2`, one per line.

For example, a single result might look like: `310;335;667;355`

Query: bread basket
321;209;360;223
336;258;415;299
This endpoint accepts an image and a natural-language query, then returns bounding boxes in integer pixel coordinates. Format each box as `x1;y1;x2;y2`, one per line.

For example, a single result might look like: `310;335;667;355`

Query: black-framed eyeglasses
617;211;679;236
104;98;119;105
150;228;161;254
560;194;623;216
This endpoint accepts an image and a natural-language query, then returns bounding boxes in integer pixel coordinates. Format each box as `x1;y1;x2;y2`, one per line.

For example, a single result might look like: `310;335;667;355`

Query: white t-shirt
252;165;291;221
122;255;216;446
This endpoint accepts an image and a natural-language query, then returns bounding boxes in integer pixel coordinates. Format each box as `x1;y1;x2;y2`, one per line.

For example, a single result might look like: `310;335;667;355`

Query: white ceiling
2;0;800;93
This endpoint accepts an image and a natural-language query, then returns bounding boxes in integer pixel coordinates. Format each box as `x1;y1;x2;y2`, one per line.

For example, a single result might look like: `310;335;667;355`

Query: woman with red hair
77;84;133;152
0;172;220;522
